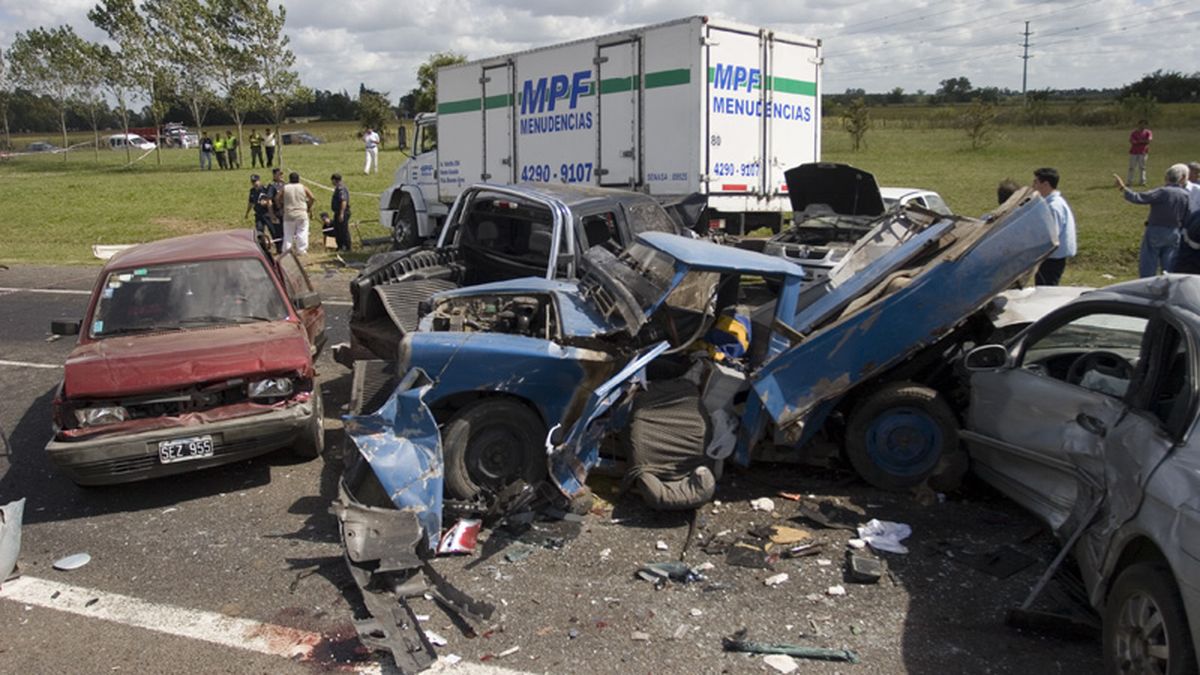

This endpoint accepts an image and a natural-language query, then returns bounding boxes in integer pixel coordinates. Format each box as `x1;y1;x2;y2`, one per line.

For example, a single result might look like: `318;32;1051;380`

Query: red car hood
64;321;313;399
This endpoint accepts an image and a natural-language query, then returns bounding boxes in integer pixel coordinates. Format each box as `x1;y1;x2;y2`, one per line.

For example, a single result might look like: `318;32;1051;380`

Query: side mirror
964;344;1009;371
51;320;81;336
294;291;322;310
397;126;408;151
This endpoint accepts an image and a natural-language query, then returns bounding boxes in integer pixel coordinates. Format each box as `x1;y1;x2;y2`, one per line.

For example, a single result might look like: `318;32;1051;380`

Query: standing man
330;173;352;252
1114;164;1191;276
1127;120;1152;186
249;128;264;168
213;132;228;170
1032;167;1077;286
199;131;214;170
264;129;277;167
245;174;271;242
277;171;315;255
363;127;380;174
1187;162;1200;214
262;167;286;253
227;130;240;169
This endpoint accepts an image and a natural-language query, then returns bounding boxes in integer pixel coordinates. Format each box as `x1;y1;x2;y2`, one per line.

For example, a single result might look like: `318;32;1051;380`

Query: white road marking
0;287;90;296
0;576;530;674
0;359;61;370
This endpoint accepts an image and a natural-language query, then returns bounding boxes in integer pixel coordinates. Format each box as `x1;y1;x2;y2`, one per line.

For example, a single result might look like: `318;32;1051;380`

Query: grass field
2;119;1197;286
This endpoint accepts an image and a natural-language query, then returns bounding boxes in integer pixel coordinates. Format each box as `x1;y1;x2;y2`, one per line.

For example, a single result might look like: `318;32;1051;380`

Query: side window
625;202;678;236
581;212;620;251
1021;312;1149;398
1144;325;1192;434
418;125;438;154
275;252;311;301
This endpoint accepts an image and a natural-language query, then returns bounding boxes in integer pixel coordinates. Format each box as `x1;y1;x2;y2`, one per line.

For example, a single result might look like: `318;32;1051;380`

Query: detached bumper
46;402;314;485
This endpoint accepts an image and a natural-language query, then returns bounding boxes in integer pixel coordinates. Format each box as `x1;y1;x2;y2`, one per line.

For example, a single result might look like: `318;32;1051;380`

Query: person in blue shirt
1114;164;1191;277
1032;167;1077;286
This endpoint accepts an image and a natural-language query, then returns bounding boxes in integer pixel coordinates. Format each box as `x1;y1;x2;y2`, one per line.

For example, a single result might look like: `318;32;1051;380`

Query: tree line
0;0;305;162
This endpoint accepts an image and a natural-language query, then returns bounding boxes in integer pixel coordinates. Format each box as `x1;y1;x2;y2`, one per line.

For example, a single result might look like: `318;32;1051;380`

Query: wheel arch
428;390;549;431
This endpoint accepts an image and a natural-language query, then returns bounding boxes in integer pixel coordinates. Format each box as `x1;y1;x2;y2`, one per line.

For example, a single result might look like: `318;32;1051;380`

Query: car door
275;251;326;352
963;303;1180;546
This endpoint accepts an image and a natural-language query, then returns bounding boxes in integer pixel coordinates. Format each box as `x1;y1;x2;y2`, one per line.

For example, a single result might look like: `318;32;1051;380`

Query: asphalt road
0;264;1104;674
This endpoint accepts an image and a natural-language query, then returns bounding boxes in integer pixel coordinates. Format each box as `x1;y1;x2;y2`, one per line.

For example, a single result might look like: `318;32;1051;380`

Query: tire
1104;563;1197;675
292;386;324;459
844;382;961;490
442;399;547;501
391;198;420;250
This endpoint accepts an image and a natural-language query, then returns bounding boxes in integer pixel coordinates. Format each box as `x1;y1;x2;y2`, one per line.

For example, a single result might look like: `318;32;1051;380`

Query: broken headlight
247;377;294;399
74;406;129;427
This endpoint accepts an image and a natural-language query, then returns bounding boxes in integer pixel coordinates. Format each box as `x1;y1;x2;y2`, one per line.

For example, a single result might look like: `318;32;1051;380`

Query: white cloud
1;0;1194;97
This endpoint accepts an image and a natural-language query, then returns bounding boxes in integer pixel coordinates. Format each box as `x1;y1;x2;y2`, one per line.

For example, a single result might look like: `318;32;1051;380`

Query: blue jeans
1139;226;1179;277
200;150;212;170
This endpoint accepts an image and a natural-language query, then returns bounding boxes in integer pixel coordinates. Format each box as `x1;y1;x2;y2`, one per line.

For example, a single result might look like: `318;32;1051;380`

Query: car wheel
391;199;420;250
1104;563;1197;675
844;382;961;491
442;399;546;501
292;386;324;459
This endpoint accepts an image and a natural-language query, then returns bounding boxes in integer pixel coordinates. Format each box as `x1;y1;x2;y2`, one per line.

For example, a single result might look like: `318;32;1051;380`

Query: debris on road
723;630;860;663
52;552;91;571
827;585;847;597
857;519;912;554
750;497;775;512
763;653;799;673
846;554;885;584
764;573;789;587
437;518;481;555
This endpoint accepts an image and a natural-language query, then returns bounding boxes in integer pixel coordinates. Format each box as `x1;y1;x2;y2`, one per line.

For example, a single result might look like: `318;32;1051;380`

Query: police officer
330;173;352;252
213;133;228;170
245;174;272;243
248;128;264;168
262;168;286;252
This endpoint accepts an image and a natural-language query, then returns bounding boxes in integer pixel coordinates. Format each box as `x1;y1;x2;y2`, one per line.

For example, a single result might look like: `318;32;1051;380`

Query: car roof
496;182;664;212
103;230;265;271
637;231;806;277
1071;274;1200;316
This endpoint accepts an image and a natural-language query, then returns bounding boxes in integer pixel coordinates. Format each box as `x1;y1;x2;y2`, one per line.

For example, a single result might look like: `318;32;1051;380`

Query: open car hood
784;163;885;217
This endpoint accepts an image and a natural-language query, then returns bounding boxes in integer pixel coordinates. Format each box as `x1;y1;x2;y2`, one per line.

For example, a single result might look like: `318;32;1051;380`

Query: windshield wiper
97;325;184;336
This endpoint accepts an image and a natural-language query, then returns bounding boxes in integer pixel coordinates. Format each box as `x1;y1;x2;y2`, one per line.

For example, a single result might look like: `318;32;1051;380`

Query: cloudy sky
2;0;1195;98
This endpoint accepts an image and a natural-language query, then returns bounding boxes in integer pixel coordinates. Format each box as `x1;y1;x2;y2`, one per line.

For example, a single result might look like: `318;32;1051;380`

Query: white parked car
880;187;952;215
103;133;156;151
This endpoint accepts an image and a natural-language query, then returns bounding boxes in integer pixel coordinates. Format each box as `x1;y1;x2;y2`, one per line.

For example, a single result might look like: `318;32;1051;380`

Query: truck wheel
391;199;420;250
844;382;960;491
1104;563;1196;675
442;399;547;501
292;387;324;459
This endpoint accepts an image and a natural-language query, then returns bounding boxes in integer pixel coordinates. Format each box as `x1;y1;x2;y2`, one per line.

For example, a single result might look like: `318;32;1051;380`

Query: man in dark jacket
1114;163;1191;276
261;168;286;253
245;174;272;243
330;173;352;252
199;132;214;170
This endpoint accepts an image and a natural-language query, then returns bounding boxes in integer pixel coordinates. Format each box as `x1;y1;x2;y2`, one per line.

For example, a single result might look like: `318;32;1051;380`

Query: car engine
429;294;556;338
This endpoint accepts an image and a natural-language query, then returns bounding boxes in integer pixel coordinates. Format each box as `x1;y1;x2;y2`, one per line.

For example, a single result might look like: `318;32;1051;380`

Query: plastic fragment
631;631;651;641
764;573;789;587
424;630;448;646
750;497;775;512
655;540;669;551
53;552;91;571
497;646;520;657
826;585;846;596
764;654;799;673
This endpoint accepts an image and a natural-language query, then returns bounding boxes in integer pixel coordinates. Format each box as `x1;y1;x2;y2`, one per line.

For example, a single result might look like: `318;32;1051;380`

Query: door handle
1076;413;1107;437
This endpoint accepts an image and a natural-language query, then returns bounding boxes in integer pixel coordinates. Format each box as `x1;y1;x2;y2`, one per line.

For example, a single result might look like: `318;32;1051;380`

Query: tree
240;0;309;167
937;76;973;103
358;85;393;137
1120;70;1200;104
962;98;997;150
90;0;176;165
9;26;91;161
0;47;13;151
841;97;871;151
410;52;466;113
145;0;217;138
886;87;905;105
1119;92;1158;125
94;44;137;158
76;41;113;161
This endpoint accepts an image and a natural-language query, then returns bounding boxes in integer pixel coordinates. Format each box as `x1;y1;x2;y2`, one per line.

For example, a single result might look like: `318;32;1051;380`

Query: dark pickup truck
344;183;684;363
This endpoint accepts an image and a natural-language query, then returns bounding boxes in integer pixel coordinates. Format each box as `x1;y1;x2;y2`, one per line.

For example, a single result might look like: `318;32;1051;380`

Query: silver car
963;274;1200;674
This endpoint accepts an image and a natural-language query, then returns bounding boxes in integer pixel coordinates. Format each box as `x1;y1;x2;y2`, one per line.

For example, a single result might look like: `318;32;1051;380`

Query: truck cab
379;113;443;248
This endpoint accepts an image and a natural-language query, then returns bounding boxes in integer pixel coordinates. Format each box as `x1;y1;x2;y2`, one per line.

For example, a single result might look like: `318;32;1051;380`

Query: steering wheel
1065;350;1134;387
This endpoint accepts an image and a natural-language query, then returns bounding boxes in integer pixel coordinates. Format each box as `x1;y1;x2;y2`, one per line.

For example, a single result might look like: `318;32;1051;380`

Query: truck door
482;63;514;183
597;40;640;187
705;26;766;196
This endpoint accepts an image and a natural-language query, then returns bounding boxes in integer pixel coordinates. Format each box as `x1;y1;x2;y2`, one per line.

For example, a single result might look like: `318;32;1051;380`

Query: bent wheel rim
466;423;529;487
863;406;943;478
1114;590;1170;674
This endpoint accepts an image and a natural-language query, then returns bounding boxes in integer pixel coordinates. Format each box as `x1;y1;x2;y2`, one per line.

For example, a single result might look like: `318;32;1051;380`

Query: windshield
90;258;289;338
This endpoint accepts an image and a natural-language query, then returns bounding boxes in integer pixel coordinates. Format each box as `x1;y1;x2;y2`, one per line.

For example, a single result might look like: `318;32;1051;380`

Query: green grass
1;118;1197;287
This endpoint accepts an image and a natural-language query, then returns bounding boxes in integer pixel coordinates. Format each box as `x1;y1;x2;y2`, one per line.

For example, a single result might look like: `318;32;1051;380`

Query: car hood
64;321;312;398
784;163;885;217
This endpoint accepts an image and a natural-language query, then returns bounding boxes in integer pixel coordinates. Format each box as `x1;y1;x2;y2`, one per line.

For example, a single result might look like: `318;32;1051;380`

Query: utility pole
1021;21;1033;106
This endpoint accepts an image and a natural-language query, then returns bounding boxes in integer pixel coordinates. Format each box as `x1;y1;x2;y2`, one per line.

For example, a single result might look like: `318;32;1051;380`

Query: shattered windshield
90;258;289;338
614;242;678;312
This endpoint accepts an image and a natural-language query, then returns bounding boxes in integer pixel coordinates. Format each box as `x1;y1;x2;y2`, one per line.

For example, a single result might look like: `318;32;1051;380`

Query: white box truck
380;15;821;245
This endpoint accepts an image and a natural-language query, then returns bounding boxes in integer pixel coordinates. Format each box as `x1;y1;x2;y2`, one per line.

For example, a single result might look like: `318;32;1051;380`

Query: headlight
247;377;294;399
74;406;128;427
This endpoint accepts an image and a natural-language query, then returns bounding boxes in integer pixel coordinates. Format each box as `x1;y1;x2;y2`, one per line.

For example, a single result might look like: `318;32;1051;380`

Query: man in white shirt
363;128;380;174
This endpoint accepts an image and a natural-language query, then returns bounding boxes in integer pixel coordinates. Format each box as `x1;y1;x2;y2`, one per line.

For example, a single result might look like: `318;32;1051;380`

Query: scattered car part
53;552;91;571
0;498;25;582
723;630;860;663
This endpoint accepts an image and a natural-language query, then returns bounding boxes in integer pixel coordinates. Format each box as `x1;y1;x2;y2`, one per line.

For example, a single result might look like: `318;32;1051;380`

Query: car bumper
45;403;315;485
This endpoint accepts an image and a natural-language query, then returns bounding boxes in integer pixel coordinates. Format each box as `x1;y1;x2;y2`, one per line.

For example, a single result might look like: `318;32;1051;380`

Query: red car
46;231;327;485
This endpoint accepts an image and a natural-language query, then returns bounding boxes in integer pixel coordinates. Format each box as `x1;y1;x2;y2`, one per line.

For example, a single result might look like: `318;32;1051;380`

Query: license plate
158;435;214;464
